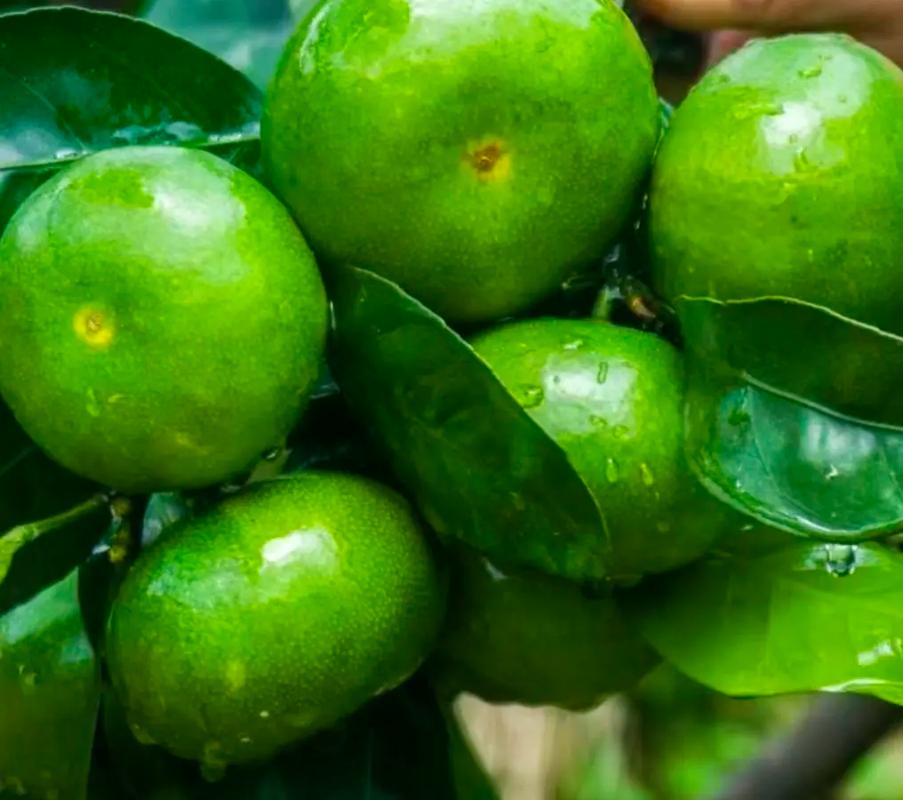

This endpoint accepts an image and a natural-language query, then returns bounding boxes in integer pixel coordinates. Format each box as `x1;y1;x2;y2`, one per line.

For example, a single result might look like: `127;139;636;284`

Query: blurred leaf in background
144;0;318;88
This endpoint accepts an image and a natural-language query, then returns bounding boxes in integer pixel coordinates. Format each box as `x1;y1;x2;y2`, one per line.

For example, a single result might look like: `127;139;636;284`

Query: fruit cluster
2;0;902;791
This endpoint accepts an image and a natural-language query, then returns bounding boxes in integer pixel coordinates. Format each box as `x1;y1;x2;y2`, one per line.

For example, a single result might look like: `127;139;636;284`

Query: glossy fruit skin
105;471;445;769
0;146;328;493
434;549;657;709
263;0;660;324
650;34;903;336
471;318;727;578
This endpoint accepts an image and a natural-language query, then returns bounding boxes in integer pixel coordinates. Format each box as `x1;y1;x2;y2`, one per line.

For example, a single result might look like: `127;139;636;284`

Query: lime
0;146;328;493
650;34;903;336
263;0;659;323
105;471;445;771
435;549;656;709
471;318;727;578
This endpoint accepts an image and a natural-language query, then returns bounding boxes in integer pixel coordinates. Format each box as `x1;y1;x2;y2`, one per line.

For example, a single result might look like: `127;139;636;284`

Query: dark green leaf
145;0;297;89
330;265;608;582
0;7;261;173
0;569;101;800
0;402;98;532
623;539;903;705
685;372;903;541
677;295;903;429
0;494;112;616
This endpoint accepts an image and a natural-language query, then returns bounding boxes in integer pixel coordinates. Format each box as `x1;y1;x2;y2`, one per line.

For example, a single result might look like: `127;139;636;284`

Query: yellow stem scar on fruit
465;139;511;183
74;306;114;348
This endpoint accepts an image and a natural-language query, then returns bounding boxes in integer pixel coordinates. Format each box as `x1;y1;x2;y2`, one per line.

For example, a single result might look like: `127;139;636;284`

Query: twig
710;694;903;800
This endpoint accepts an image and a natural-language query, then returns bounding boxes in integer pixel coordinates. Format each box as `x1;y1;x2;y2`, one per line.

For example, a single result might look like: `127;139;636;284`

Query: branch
710;694;903;800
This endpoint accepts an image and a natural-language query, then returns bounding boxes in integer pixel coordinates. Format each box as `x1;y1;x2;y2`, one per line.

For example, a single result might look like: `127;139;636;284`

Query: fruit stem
591;287;617;321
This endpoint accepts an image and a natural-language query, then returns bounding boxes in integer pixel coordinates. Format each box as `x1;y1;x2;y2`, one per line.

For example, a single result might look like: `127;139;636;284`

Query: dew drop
605;458;619;483
727;407;751;427
200;741;227;782
793;150;813;172
130;722;158;746
640;463;655;487
596;362;609;384
824;543;857;577
519;385;544;409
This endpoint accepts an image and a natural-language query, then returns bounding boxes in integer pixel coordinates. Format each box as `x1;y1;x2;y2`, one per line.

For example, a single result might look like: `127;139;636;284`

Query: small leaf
623;539;903;705
0;6;261;185
0;569;101;800
330;265;609;582
677;295;903;429
0;494;112;616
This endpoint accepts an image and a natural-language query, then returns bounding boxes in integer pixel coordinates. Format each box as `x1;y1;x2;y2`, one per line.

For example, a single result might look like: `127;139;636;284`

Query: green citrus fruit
471;318;728;578
262;0;659;323
650;34;903;335
106;471;445;771
0;146;328;493
434;549;656;709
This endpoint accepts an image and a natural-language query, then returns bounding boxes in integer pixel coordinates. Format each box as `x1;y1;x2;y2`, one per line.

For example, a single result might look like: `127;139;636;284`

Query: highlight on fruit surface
263;0;660;323
0;145;329;493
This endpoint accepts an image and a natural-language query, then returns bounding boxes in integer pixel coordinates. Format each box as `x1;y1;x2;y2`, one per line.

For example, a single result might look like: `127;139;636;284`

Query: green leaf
0;402;98;532
145;0;298;89
0;570;101;800
677;295;903;429
0;494;112;616
329;265;608;582
623;539;903;705
0;7;261;172
685;371;903;541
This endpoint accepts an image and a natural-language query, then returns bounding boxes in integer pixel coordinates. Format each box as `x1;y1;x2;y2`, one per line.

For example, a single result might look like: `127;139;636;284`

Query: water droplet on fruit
519;385;544;409
200;742;227;782
824;544;857;577
793;150;813;171
85;388;101;418
563;339;584;351
18;668;36;693
605;458;619;483
640;463;655;487
130;723;157;746
727;407;751;427
596;363;609;384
